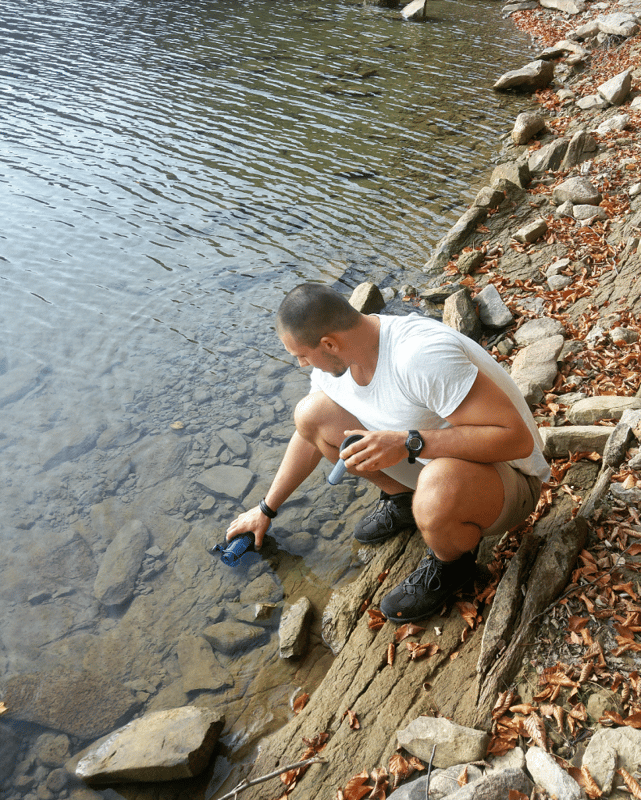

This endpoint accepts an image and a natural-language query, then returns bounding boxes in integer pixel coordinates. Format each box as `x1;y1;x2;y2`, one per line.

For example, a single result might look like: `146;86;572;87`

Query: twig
214;756;326;800
425;745;436;800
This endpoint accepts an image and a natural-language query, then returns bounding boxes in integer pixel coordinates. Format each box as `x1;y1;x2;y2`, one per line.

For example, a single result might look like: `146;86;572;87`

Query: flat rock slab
94;520;149;606
539;425;614;458
567;395;641;425
74;707;225;783
397;716;489;768
195;465;254;501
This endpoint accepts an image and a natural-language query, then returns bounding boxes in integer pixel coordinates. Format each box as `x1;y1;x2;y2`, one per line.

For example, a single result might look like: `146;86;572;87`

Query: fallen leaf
343;771;371;800
0;702;6;716
343;709;360;730
458;766;468;787
395;623;426;643
387;643;395;667
367;609;386;631
406;642;439;660
523;713;547;751
618;768;641;799
388;754;410;789
293;693;309;714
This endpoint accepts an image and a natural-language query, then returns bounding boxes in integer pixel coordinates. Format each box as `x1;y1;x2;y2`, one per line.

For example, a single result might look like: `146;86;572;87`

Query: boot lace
404;554;442;593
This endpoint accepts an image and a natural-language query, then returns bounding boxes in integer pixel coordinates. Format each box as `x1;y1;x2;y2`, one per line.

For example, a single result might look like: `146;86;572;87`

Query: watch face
408;436;422;451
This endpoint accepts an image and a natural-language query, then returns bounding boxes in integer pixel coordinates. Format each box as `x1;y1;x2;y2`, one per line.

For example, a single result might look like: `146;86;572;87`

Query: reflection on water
0;0;531;796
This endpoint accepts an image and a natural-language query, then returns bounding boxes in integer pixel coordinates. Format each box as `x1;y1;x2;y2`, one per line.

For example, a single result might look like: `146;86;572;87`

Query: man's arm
226;430;322;548
341;371;534;472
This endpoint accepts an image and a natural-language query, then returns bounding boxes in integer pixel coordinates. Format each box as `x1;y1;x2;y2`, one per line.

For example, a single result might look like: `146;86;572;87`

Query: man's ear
319;334;340;353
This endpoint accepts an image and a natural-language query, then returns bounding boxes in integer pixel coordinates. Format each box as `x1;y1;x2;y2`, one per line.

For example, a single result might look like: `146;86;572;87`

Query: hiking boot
380;549;476;623
353;490;415;544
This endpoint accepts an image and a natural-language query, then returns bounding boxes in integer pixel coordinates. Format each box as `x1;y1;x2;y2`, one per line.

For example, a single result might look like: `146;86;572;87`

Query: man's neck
348;315;381;387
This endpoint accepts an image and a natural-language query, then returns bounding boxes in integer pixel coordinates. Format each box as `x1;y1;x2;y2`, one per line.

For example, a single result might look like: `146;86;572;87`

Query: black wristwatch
405;430;424;464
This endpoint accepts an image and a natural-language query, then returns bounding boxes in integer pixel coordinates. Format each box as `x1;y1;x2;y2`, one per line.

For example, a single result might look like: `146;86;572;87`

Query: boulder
279;596;313;659
397;717;489;769
576;94;608;111
552;177;602;206
349;282;386;314
475;284;513;328
573;204;607;222
526;747;582;800
512;111;546;145
424;206;488;273
598;68;633;106
218;428;248;457
540;0;586;13
539;425;614;458
1;671;139;739
510;334;564;405
202;620;266;655
596;12;639;37
177;634;234;692
388;767;532;799
583;728;641;794
560;129;598;171
93;520;149;607
490;161;531;190
474;186;505;209
528;139;568;174
493;60;554;91
74;707;225;783
596;113;630;135
457;249;485;275
442;289;483;341
513;317;564;346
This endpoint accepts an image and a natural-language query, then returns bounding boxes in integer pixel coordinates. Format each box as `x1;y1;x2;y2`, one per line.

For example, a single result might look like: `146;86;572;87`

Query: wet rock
539;425;614;457
526;747;582;800
493;59;554;92
596;12;639;37
279;596;312;659
570;396;641;430
202;620;266;655
397;717;489;769
552;177;602;206
240;572;283;604
490;160;531;190
34;732;71;766
540;0;585;12
598;68;633;106
74;707;224;783
475;284;513;328
510;334;564;405
96;421;141;450
0;723;21;782
560;129;597;171
514;218;547;243
442;289;482;341
349;282;386;313
130;434;191;490
0;362;46;408
424;206;487;274
176;634;234;692
94;520;149;607
40;427;101;472
528;139;568;174
2;671;139;739
218;428;248;457
195;464;254;501
512;111;546;145
401;0;430;20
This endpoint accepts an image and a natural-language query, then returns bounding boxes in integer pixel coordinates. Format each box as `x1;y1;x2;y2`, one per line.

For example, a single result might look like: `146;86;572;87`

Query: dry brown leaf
624;712;641;729
367;609;386;631
493;689;517;719
377;569;390;583
387;643;395;667
369;767;388;800
0;702;6;716
343;708;360;730
618;768;641;799
509;703;536;715
523;713;547;751
407;756;425;771
293;693;309;715
394;623;426;643
406;642;439;661
508;791;529;800
458;766;468;787
455;600;479;628
567;766;602;799
388;754;410;789
335;790;345;800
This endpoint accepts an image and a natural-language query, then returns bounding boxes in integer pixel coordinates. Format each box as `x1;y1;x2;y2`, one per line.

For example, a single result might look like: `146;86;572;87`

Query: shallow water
0;0;532;796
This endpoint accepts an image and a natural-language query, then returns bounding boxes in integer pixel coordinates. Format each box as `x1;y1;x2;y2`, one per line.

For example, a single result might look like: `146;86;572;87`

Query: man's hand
340;429;407;473
226;506;271;549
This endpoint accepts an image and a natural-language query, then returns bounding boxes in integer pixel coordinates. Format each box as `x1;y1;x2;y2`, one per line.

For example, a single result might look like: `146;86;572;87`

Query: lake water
0;0;532;797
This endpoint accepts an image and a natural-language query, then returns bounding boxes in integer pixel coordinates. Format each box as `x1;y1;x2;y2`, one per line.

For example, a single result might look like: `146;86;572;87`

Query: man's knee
413;459;463;527
294;393;326;442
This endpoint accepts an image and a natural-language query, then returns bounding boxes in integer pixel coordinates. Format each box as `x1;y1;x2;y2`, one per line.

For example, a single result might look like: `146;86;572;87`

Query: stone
540;0;586;12
457;249;485;274
583;728;641;794
561;129;597;171
490;161;531;190
512;111;546;145
596;113;630;135
602;422;634;469
510;335;564;405
74;707;224;783
493;60;554;91
568;396;641;425
547;274;572;290
539;425;614;457
239;572;283;603
397;717;489;769
130;434;191;490
513;317;565;345
93;520;149;606
0;724;21;782
610;326;639;343
388;767;532;800
195;465;254;501
487;746;526;772
576;94;608;111
218;427;248;457
538;39;589;59
1;671;139;740
279;596;313;658
0;362;46;408
96;421;141;450
176;635;233;692
525;747;582;800
572;20;600;38
552;177;602;206
556;200;574;218
513;218;547;243
202;620;266;655
401;0;430;20
423;206;488;273
420;284;462;303
596;12;639;37
573;204;607;222
442;289;483;342
473;186;504;209
349;282;386;314
34;733;71;767
598;69;633;105
528;139;568;174
475;284;513;328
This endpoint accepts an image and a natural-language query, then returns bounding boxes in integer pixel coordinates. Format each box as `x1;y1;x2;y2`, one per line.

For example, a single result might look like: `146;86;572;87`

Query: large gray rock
528;139;568;174
423;206;487;273
512;111;546;145
514;317;565;346
397;717;489;769
177;635;233;692
389;767;532;800
493;60;554;92
539;425;614;458
597;12;639;37
514;218;548;243
349;282;386;313
94;520;149;606
598;68;633;106
0;723;21;782
560;129;597;171
74;707;225;783
568;396;641;425
540;0;585;11
526;747;582;800
218;428;248;457
1;671;139;739
202;620;266;655
279;596;313;658
552;177;602;206
490;161;531;190
195;465;254;501
510;335;564;405
475;284;513;328
576;94;608;111
442;289;482;341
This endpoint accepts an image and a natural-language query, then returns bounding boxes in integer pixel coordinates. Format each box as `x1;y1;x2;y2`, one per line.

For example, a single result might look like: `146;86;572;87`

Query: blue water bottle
328;434;364;485
211;532;255;567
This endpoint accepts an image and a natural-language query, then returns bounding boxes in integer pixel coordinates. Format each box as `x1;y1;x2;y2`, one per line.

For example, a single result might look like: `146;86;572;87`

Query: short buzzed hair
276;283;361;347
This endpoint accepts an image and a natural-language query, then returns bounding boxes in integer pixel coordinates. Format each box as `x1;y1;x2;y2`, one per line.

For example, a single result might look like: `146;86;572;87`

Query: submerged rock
94;520;149;607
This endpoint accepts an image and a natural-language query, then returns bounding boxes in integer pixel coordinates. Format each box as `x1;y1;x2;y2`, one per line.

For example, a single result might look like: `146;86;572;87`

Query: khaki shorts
381;459;542;537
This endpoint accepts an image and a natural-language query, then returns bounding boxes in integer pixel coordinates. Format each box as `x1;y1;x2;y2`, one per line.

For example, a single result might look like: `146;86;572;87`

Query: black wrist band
259;498;277;519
